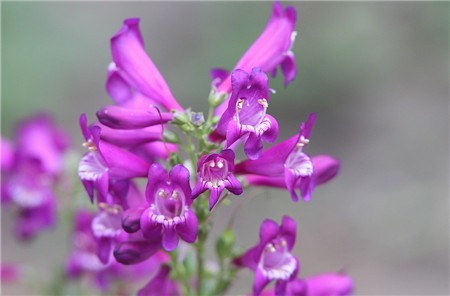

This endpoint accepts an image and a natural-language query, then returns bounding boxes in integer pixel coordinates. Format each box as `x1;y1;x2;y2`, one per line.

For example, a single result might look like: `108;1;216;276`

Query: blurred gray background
2;1;449;295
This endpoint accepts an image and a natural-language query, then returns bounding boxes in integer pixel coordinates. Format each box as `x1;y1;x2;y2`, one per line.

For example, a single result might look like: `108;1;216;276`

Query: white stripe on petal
78;152;108;181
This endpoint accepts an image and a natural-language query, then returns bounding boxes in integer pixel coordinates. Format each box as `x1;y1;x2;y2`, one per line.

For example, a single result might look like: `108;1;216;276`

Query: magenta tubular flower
215;1;297;115
215;68;279;159
253;273;353;296
1;114;69;239
1;263;20;283
139;163;198;251
96;105;173;130
110;18;183;111
67;210;168;292
78;114;151;205
303;273;353;296
15;114;70;176
192;149;243;210
137;265;179;296
234;216;299;296
235;114;340;202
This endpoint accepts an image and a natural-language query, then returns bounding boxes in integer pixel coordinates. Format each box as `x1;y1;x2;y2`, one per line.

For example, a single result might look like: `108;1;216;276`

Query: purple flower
138;163;198;251
137;265;179;296
192;149;243;210
78;114;151;205
1;114;69;239
1;263;20;283
254;273;353;296
215;68;279;160
110;18;183;111
66;209;169;292
215;1;297;115
234;216;299;296
302;273;353;296
235;114;340;202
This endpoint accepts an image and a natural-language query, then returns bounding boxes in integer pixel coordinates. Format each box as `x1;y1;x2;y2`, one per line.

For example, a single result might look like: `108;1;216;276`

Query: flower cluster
1;114;70;239
70;2;353;295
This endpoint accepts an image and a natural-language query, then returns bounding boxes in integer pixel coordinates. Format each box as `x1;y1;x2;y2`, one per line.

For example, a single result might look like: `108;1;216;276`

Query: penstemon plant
1;2;353;296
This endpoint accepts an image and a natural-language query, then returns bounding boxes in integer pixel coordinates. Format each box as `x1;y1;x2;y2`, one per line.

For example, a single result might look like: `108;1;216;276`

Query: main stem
196;234;206;295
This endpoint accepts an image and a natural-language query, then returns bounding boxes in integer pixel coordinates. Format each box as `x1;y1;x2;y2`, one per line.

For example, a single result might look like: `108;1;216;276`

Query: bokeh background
2;1;449;295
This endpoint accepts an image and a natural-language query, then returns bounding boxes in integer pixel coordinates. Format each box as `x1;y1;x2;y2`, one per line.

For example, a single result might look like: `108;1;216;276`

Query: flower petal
176;209;198;243
254;267;271;296
97;105;173;130
162;226;179;251
113;238;161;265
111;18;183;111
168;164;192;206
312;155;340;185
280;216;296;251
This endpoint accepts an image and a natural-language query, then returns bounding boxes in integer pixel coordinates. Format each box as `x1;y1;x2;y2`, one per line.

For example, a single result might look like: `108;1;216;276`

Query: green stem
196;236;205;296
186;133;198;165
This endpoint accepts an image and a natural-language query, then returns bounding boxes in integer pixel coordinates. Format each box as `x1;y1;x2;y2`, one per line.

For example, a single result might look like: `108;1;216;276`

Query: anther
217;160;224;169
82;141;97;152
236;98;244;112
257;98;268;109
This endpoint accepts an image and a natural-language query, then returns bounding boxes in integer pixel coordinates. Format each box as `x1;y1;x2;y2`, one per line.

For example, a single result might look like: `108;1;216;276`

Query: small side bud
191;112;205;127
163;130;180;144
209;89;229;108
216;228;235;260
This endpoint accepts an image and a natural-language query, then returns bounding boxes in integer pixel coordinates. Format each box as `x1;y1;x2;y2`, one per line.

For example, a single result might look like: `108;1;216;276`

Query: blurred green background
2;1;449;295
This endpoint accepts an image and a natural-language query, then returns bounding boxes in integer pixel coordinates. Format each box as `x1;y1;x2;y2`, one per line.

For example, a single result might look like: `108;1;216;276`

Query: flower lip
201;156;229;187
259;238;297;281
154;188;186;218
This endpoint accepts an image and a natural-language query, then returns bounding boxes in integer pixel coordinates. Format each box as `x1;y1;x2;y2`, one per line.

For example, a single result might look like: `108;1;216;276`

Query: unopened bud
163;130;180;144
216;228;235;260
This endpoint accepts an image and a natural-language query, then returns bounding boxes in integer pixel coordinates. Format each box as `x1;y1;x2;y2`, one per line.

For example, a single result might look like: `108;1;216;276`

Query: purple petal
140;208;163;239
97;105;173;130
97;237;112;264
244;132;264;160
146;163;169;204
162;226;179;251
168;164;192;205
225;121;245;148
106;63;133;104
209;187;223;211
176;209;198;243
137;265;179;296
275;280;288;296
284;166;299;202
111;18;183;111
122;205;147;233
210;68;229;88
191;180;208;199
299;176;314;202
215;2;297;113
312;155;340;185
254;267;271;296
245;175;286;189
1;137;15;172
224;174;243;196
305;273;353;296
280;216;296;251
93;122;162;147
261;114;279;144
233;246;259;270
281;53;297;87
99;140;151;179
234;135;297;176
257;219;280;260
286;279;307;296
113;238;161;265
